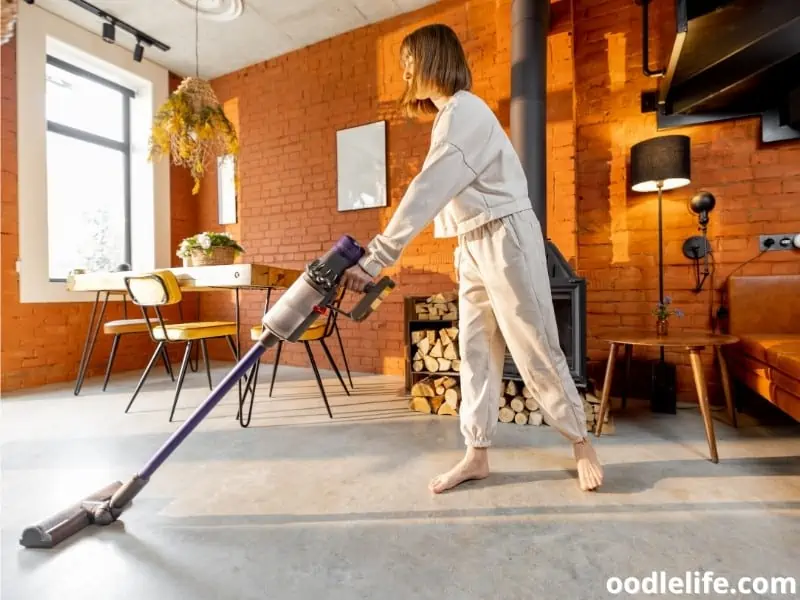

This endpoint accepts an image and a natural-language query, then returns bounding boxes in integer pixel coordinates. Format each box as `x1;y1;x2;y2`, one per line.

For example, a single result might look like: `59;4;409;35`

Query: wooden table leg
715;345;737;428
688;347;718;463
595;342;619;436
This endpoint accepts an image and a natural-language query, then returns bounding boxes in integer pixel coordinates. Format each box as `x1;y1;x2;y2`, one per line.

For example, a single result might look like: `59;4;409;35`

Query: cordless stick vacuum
20;235;395;549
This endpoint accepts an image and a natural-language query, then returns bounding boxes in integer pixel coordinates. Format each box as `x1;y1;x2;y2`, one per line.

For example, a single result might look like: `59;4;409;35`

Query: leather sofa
724;274;800;422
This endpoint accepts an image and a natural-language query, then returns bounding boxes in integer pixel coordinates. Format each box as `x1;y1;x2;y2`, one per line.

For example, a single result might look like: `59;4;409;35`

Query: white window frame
44;54;136;282
16;3;171;303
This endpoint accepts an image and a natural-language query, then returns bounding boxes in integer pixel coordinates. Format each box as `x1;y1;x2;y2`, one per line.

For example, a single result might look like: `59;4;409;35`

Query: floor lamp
630;134;691;412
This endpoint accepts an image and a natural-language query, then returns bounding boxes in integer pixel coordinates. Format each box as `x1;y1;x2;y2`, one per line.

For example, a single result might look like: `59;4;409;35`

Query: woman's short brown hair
400;24;472;118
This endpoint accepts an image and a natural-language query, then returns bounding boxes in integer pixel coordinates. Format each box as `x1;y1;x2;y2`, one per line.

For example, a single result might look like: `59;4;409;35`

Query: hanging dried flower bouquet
148;77;238;194
1;0;19;46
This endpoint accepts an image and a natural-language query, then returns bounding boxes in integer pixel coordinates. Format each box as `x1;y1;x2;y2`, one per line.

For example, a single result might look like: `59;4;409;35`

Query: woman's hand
340;264;374;293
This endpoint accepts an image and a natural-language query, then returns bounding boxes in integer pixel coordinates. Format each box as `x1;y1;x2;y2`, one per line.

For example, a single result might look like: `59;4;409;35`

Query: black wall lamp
682;191;716;293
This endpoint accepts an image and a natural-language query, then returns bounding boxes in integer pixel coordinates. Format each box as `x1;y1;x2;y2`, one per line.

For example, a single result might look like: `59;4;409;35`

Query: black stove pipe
510;0;549;233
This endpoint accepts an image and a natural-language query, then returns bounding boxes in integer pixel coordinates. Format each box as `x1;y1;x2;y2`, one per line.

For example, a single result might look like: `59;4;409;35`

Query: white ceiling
31;0;440;79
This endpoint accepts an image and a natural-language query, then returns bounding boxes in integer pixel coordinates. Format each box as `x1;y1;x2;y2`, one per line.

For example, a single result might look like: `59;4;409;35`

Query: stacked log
413;292;458;321
409;376;461;416
497;379;544;426
408;371;613;434
583;391;614;433
410;327;460;374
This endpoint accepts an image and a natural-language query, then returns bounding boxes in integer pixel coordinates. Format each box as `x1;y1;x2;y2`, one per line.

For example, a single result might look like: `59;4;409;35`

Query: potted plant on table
652;296;684;336
177;232;244;267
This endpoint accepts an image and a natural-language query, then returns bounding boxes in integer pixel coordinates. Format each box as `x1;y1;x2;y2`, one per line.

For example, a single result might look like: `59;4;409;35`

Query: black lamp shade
630;135;691;192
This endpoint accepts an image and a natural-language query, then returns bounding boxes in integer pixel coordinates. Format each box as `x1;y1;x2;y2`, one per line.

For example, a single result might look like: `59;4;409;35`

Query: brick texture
190;0;579;378
190;0;799;403
0;46;196;393
572;0;800;400
4;0;799;402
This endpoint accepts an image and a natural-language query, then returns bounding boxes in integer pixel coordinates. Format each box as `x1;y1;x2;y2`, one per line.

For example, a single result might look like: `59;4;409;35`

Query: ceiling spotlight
102;21;115;43
61;0;171;58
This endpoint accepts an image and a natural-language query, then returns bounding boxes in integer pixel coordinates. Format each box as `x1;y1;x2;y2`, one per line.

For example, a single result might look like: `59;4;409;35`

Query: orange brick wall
0;44;196;393
191;0;578;376
4;0;799;399
572;0;800;398
191;0;799;402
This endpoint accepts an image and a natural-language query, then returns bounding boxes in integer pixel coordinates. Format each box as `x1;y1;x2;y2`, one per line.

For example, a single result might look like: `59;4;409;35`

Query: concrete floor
2;361;799;600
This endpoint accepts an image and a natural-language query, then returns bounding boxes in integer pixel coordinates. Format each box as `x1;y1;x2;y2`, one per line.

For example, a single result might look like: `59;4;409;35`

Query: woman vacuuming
342;23;604;494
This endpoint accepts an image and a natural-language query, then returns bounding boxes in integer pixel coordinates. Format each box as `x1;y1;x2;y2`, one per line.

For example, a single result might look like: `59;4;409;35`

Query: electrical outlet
759;233;800;252
640;90;657;113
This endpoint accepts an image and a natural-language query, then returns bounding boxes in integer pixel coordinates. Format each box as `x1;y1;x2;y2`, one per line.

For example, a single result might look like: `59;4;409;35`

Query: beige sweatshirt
357;90;532;278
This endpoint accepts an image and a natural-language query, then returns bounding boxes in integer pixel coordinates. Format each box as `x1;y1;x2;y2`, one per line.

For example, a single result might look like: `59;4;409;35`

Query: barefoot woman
341;24;604;493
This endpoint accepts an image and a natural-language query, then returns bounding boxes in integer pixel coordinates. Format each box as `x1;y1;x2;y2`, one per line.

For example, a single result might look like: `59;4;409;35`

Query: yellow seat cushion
153;321;237;341
250;320;326;342
104;318;166;335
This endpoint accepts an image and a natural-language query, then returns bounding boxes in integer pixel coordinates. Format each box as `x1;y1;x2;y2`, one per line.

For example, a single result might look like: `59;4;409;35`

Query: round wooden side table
594;328;740;463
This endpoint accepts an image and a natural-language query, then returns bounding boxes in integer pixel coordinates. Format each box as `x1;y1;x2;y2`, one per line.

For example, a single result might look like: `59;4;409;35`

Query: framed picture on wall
336;120;387;212
217;154;237;225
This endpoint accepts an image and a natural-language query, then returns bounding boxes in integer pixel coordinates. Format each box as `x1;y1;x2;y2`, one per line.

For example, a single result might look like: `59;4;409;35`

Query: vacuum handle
344;277;395;322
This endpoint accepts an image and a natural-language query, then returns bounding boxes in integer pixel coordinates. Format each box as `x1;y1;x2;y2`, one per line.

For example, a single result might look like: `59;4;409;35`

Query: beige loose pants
456;208;587;446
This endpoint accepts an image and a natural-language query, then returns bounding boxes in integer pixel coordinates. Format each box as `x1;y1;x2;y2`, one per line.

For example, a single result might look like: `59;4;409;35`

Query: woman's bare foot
573;438;603;491
429;447;490;494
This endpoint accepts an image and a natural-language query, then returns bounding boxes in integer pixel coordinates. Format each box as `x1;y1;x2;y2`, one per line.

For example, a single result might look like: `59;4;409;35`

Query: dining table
66;262;304;415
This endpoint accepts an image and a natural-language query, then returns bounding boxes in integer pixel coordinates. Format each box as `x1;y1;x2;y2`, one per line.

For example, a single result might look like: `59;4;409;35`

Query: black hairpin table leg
74;291;110;395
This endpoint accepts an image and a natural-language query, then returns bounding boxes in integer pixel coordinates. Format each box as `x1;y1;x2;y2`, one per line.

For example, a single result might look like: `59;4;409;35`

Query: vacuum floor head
19;481;123;549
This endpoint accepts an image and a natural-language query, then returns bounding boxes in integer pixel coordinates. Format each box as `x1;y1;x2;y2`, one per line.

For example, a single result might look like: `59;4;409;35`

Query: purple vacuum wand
135;235;369;481
19;236;395;549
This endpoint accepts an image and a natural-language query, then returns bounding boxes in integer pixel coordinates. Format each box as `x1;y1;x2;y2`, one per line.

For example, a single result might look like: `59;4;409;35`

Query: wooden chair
122;270;238;422
242;288;351;422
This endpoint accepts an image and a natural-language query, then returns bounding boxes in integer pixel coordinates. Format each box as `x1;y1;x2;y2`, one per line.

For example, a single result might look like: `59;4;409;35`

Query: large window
17;6;170;303
44;55;134;281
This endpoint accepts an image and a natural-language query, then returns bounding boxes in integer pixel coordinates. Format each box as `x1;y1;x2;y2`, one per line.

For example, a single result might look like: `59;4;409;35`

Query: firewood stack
583;391;614;433
410;327;461;374
409;375;462;416
413;292;458;321
497;379;544;426
407;292;612;433
408;371;612;434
